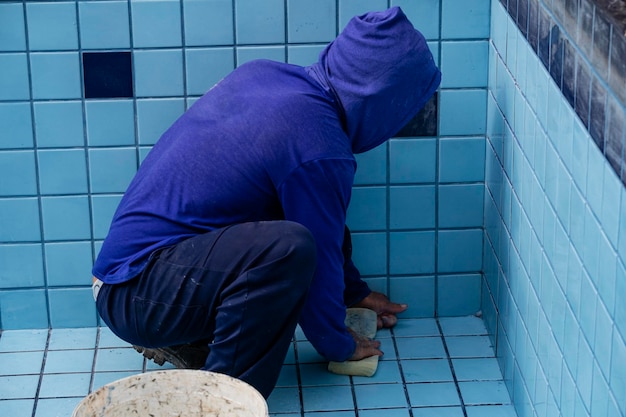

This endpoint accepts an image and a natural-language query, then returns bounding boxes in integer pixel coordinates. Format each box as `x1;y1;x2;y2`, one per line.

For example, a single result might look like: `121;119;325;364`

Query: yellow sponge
327;308;379;377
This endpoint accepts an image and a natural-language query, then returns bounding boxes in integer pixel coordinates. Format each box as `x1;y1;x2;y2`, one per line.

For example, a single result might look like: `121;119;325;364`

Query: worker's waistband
92;277;103;301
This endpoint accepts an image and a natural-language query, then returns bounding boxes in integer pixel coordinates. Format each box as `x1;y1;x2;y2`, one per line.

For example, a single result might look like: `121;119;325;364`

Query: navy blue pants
96;221;317;398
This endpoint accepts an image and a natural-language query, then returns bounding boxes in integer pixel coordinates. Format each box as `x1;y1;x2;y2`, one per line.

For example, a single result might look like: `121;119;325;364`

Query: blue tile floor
0;316;518;417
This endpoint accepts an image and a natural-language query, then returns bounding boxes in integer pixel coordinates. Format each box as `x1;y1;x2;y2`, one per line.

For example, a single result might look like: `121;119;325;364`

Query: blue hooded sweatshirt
93;7;441;362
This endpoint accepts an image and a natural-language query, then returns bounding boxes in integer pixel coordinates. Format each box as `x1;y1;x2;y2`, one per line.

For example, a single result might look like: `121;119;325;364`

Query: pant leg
96;220;316;398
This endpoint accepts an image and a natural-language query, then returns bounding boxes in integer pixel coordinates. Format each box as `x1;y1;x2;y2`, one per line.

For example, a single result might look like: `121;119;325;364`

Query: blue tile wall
484;1;626;417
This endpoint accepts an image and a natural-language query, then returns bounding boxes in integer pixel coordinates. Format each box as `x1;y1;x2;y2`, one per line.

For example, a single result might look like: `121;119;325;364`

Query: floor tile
38;373;90;398
302;385;354;412
276;364;298;387
0;399;34;417
48;328;97;350
300;362;350;386
0;375;40;400
394;318;441;337
406;382;461;407
459;381;512;405
296;341;325;363
44;349;94;374
0;329;48;353
267;386;301;414
379;337;398;361
452;358;503;381
412;406;465;417
97;327;131;348
353;359;402;384
0;351;44;375
396;336;446;359
91;371;137;391
445;336;495;358
359;408;411;417
465;404;518;416
94;347;144;372
34;397;82;417
304;411;355;417
354;383;408;409
402;359;454;383
439;316;487;335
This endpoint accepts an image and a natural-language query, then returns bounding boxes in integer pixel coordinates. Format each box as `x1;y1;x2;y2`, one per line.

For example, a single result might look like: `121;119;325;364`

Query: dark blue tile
575;59;591;129
395;93;438;138
507;0;517;22
537;6;551;68
83;52;133;99
562;39;576;107
578;0;594;57
605;96;624;179
592;9;611;81
527;0;539;51
562;0;579;37
610;30;626;104
589;76;607;151
549;24;564;87
517;0;529;36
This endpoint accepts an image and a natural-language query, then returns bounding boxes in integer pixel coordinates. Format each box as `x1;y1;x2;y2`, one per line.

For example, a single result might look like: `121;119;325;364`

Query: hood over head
307;7;441;153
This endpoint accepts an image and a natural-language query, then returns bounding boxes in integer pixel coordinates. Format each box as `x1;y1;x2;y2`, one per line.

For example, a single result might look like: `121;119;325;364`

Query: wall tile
389;185;436;230
85;100;136;147
439;89;487;136
30;52;81;100
136;98;185;145
351;232;387;276
0;103;33;149
287;0;336;43
347;187;387;230
440;41;489;88
287;45;323;66
184;0;234;46
338;0;389;30
389;276;435;318
235;0;285;44
79;1;130;50
0;3;26;51
0;244;44;289
0;289;48;329
45;242;93;287
439;184;484;228
438;229;483;273
34;102;85;148
441;0;490;39
83;52;133;99
91;195;123;240
88;148;137;193
0;198;41;242
391;0;440;40
389;231;435;275
354;145;387;186
38;149;88;195
0;151;37;196
389;139;437;184
133;49;184;97
25;2;78;51
185;48;235;95
131;0;182;48
238;46;285;66
437;274;481;316
41;196;91;241
0;54;30;101
48;288;97;328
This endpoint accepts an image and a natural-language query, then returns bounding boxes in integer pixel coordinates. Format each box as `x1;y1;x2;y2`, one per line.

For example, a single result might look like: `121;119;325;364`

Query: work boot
133;340;210;369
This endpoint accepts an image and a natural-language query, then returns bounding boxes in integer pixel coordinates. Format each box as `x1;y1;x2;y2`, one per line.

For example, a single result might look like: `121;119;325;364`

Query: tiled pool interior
1;0;626;416
0;317;518;417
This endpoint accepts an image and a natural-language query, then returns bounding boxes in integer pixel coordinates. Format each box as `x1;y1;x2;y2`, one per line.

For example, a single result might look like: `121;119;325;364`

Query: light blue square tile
439;89;487;136
0;3;26;51
79;1;130;49
389;231;435;274
440;41;488;88
287;0;336;43
26;2;78;50
615;261;626;338
131;0;181;48
267;387;300;414
33;102;84;148
276;364;298;387
37;149;88;195
0;375;40;400
186;48;235;95
48;288;97;328
48;328;97;350
439;184;484;228
354;144;386;185
0;103;33;149
0;351;44;376
338;0;389;30
38;373;90;398
439;138;485;183
395;337;446;359
98;327;132;349
302;385;354;412
576;339;594;407
0;54;30;100
34;398;82;417
452;358;503;381
91;195;123;240
184;0;233;46
445;336;494;358
347;187;387;230
238;46;286;66
0;198;41;242
88;148;137;193
571;118;590;193
351;232;387;275
41;196;91;241
389;186;436;230
353;360;402;384
465;405;518;416
0;289;48;329
287;45;324;66
95;348;144;372
389;139;437;184
439;316;487;336
438;229;483;273
360;409;411;417
85;100;136;147
136;98;186;145
354;383;407;409
295;341;326;364
45;349;95;374
460;380;511;405
610;331;626;414
406;382;460;407
402;359;454;383
299;363;350;386
91;371;137;392
437;274;481;316
30;52;81;100
0;244;44;289
0;151;37;196
390;277;435;318
133;49;184;98
0;329;48;353
441;0;490;39
390;0;440;40
412;407;464;417
235;0;285;44
602;164;622;248
0;399;34;417
394;319;439;337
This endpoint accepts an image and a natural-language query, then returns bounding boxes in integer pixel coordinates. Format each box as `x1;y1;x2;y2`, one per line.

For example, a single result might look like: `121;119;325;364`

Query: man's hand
348;328;383;361
353;291;408;329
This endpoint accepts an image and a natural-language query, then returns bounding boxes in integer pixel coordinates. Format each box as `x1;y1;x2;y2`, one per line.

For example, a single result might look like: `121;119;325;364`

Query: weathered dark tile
592;9;611;81
552;0;566;26
549;24;564;87
562;39;576;107
609;30;626;105
528;0;539;51
589;76;607;151
538;6;552;67
508;0;518;21
395;93;438;138
517;0;529;36
575;59;591;129
500;0;507;8
605;95;625;179
82;52;133;99
562;0;579;37
578;0;594;57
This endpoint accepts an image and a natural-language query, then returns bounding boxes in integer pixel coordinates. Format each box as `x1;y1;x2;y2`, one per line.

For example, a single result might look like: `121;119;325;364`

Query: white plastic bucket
72;370;268;417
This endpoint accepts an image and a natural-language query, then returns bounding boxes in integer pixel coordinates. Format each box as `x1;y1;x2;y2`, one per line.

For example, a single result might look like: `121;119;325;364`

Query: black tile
517;0;529;36
578;0;594;57
592;9;611;80
609;30;626;105
562;39;576;107
83;52;133;99
395;93;438;138
605;95;624;179
589;76;607;151
538;7;552;68
528;0;539;51
575;59;591;129
549;24;564;87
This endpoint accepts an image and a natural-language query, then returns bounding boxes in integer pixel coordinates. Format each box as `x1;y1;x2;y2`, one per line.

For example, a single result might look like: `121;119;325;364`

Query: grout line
389;327;415;417
30;328;51;417
435;319;468;417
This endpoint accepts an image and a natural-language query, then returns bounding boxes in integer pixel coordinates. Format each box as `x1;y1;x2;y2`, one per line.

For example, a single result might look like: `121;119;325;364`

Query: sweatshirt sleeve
342;226;371;306
278;158;356;362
